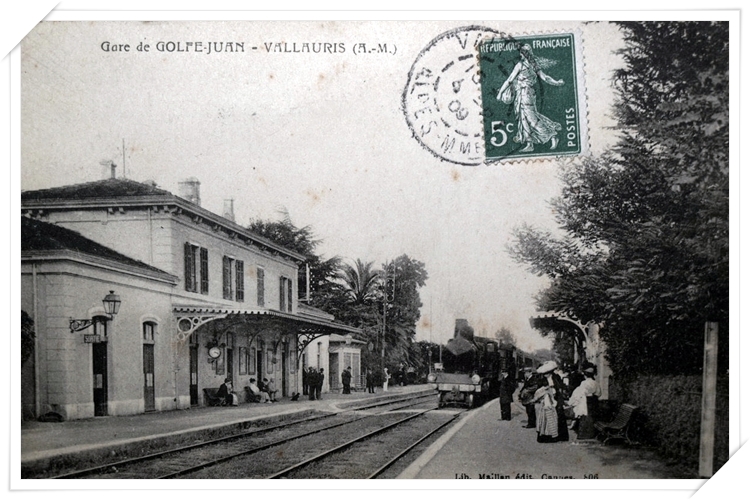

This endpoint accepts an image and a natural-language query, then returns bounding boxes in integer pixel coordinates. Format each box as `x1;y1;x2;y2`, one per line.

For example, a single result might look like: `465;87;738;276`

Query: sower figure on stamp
498;370;515;421
498;44;564;153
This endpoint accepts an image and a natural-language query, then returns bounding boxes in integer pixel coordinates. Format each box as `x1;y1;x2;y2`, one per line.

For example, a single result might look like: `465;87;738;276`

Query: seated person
246;378;269;403
217;378;233;406
266;378;278;402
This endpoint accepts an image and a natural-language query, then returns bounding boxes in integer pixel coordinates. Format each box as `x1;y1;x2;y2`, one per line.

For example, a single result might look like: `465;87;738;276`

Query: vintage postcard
13;11;738;496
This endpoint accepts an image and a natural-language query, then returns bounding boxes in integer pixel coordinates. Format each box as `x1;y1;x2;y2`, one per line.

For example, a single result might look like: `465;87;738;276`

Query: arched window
92;316;108;337
143;321;156;343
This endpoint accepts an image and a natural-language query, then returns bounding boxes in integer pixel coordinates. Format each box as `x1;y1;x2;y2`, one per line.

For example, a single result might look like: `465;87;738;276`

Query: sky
20;20;625;351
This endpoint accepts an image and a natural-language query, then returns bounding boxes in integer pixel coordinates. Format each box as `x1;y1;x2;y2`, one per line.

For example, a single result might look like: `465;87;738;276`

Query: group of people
216;377;278;406
512;361;601;443
303;366;325;400
246;377;278;403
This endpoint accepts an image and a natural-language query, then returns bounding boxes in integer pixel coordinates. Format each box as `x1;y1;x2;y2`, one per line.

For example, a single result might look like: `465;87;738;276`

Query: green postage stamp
479;33;583;161
402;28;587;165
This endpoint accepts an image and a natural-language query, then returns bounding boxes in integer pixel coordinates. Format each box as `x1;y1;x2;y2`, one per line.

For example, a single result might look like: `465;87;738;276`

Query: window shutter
236;260;244;302
200;247;209;294
223;256;232;300
257;268;265;307
279;276;286;311
287;277;293;312
184;242;194;292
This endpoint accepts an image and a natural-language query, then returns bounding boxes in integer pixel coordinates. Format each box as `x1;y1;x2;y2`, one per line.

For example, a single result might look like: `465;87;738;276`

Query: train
428;319;517;408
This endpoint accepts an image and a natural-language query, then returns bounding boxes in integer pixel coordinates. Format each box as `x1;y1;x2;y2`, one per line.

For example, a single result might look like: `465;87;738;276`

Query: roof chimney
178;177;201;206
99;160;117;180
223;199;235;222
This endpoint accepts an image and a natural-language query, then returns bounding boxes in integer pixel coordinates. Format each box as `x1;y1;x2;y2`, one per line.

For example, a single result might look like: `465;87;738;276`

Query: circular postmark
402;26;506;166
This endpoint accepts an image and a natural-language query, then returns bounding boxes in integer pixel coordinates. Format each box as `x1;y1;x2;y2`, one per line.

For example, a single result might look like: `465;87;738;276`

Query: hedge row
615;374;729;475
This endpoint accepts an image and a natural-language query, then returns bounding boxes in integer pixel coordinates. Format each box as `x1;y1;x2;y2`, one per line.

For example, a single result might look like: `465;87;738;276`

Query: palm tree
340;259;380;305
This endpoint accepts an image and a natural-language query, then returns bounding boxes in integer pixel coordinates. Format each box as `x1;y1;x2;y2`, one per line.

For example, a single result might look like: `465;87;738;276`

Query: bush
617;374;728;475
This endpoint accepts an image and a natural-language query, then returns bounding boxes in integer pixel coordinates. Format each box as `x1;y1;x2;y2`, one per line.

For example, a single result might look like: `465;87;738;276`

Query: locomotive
428;319;517;408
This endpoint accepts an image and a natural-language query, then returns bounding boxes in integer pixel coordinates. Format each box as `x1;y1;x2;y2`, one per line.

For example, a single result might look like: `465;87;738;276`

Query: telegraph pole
382;260;395;376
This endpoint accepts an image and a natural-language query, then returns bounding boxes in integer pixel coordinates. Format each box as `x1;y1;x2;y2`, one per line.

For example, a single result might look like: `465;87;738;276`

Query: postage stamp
479;33;584;161
403;28;587;165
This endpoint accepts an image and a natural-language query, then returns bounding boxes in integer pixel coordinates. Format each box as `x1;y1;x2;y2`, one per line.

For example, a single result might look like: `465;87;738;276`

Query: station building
21;175;359;421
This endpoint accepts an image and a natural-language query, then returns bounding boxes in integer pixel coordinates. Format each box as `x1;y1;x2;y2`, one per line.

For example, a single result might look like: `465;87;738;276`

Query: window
216;347;225;375
267;349;274;374
184;243;208;294
248;347;256;374
223;257;245;301
236;260;244;302
239;347;247;375
143;322;156;343
93;316;108;337
279;276;293;312
257;267;265;307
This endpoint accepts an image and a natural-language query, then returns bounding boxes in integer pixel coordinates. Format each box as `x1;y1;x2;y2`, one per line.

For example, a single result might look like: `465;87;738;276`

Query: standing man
316;368;325;400
302;365;309;396
498;370;515;421
341;366;352;394
308;367;318;401
366;369;376;393
519;368;541;428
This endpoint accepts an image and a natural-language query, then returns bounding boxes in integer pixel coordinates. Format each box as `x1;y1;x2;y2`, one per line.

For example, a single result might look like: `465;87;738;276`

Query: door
143;344;155;411
281;343;288;396
226;348;233;382
92;342;108;416
256;347;263;379
190;345;198;405
330;353;339;392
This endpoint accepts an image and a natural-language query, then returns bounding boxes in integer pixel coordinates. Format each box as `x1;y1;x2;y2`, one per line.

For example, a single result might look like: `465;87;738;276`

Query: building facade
21;176;359;420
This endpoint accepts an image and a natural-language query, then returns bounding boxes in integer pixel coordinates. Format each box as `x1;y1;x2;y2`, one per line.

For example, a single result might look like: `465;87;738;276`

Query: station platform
21;384;431;477
398;397;678;479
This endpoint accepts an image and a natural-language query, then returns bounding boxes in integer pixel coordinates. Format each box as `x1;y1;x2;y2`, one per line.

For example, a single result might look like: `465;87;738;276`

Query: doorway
189;344;198;406
143;344;155;411
92;342;108;416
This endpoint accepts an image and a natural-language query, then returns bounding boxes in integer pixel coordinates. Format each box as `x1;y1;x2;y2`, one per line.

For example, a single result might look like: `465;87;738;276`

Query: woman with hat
567;367;601;438
531;361;569;442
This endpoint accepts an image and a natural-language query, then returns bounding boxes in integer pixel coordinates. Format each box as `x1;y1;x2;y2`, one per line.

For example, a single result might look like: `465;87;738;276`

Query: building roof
21;178;306;263
21;178;172;201
21;216;176;280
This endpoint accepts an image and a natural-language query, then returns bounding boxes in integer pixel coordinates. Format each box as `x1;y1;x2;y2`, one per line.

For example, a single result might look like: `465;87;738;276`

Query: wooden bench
203;387;225;406
594;403;638;445
244;387;262;403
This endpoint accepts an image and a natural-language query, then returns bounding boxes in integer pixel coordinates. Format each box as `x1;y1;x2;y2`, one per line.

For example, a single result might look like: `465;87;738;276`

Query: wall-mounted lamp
345;334;353;345
69;290;122;332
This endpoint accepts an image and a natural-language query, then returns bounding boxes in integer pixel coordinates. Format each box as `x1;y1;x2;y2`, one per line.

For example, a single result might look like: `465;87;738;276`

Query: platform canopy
173;306;362;358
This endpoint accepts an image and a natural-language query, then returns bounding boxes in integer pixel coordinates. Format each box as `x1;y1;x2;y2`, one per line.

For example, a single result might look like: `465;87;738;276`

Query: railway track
51;392;438;479
269;407;465;479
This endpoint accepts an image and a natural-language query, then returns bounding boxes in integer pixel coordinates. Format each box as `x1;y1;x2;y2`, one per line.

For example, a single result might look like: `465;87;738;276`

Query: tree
494;327;517;348
247;212;348;314
381;255;429;369
508;22;729;377
340;259;380;305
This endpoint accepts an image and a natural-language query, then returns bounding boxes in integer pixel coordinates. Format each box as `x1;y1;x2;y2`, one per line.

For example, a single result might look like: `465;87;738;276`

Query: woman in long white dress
498;44;565;153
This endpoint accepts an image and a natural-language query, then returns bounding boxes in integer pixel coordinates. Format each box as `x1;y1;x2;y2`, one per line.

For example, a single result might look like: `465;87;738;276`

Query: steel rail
52;392;433;479
267;407;438;479
156;395;435;479
367;410;464;479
